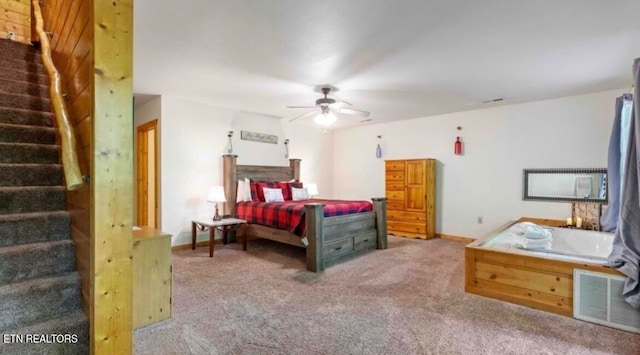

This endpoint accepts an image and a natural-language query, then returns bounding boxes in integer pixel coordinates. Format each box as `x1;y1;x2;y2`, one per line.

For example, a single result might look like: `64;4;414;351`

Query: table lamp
307;183;319;199
207;186;226;221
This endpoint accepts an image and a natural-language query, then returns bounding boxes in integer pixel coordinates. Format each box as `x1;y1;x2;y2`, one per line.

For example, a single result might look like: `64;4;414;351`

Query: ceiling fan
287;87;370;126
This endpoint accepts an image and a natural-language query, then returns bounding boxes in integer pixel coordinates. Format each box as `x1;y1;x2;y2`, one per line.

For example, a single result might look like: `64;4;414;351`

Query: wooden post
223;154;238;216
372;198;388;249
91;0;134;353
305;203;324;272
290;159;301;181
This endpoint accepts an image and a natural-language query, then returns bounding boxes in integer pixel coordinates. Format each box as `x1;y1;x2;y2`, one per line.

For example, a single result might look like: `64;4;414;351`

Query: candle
566;217;573;226
576;217;583;228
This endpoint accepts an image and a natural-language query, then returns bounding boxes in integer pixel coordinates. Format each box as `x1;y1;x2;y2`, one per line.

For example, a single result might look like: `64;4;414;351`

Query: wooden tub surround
222;155;388;272
465;218;622;317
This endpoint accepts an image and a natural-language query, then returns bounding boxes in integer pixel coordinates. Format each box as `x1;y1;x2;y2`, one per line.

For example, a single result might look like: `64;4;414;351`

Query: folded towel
507;233;552;250
509;222;552;240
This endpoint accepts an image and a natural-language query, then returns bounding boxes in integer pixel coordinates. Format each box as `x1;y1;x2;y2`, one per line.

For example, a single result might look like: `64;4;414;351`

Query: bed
222;154;388;272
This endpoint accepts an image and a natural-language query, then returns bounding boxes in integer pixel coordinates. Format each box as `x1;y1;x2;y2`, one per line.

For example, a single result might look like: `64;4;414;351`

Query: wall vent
574;269;640;334
481;97;504;104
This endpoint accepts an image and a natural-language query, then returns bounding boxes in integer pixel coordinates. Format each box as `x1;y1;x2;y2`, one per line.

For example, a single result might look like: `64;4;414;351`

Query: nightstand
191;218;247;257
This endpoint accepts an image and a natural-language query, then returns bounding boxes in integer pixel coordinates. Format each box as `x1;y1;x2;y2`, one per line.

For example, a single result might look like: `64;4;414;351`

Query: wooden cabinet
132;227;172;329
385;159;435;239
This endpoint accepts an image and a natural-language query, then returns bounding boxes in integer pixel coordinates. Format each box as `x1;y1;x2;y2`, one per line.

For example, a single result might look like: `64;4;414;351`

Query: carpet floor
134;236;640;355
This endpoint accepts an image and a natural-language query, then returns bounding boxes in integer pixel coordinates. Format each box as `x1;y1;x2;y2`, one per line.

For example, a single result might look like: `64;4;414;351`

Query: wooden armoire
385;159;436;239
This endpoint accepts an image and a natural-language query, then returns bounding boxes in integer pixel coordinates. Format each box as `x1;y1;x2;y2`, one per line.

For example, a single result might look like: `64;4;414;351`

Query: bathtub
480;225;613;264
465;218;623;317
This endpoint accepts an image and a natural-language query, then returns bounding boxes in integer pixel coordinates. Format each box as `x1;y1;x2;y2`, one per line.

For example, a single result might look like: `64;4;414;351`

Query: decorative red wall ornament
454;136;463;155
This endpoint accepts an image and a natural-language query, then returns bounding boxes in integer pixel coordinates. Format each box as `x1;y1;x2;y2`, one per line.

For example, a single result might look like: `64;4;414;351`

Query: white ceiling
133;0;640;129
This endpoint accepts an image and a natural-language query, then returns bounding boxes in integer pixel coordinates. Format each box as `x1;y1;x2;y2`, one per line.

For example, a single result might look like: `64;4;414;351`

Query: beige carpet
134;236;640;354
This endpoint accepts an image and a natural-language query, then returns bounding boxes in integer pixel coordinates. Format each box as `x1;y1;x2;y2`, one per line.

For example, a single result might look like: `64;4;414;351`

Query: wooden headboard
222;154;301;216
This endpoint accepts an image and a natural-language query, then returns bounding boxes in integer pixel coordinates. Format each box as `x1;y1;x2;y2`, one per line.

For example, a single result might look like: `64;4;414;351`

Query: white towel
509;222;552;240
507;234;553;250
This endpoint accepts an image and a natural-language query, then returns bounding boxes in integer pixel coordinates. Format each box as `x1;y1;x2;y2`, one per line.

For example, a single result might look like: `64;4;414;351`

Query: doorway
136;119;159;228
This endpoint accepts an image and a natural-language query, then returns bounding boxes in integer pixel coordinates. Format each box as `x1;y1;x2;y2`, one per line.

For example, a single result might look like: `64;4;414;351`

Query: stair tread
8;309;86;333
0;109;54;128
0;239;72;254
0;142;58;148
0;91;51;103
0;240;75;284
0;77;48;89
0;210;69;221
0;122;55;132
0;272;82;333
0;39;39;51
9;309;86;333
0;66;46;79
0;52;43;64
0;272;79;295
0;211;70;248
0;162;62;168
0;107;53;117
0;186;64;192
0;71;48;87
1;310;88;355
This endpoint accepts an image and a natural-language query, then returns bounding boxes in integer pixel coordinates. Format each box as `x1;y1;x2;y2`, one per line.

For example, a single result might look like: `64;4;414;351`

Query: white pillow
291;187;309;201
235;178;253;202
236;179;246;203
243;178;251;201
263;187;285;202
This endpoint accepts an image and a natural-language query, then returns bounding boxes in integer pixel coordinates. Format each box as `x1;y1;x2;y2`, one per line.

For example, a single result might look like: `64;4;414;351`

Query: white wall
158;96;334;246
333;89;625;239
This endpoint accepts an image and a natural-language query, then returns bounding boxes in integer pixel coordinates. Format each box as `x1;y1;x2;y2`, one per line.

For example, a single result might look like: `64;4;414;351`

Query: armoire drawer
387;201;405;210
385;181;404;191
385;161;405;171
387;221;426;234
386;191;405;201
385;171;405;181
388;210;426;222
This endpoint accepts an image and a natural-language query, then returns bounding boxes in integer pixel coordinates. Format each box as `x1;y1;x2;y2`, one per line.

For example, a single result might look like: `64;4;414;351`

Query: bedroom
1;0;639;354
129;0;640;353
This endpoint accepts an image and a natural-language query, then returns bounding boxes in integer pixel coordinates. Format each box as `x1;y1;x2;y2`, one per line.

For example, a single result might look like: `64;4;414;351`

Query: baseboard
171;239;225;252
435;233;476;244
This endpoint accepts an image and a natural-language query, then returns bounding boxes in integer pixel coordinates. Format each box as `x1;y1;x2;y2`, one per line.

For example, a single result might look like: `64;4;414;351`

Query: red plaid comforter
235;199;373;237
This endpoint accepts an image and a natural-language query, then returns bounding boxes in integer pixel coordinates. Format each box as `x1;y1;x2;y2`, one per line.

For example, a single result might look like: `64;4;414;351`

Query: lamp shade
314;112;337;126
306;183;319;196
207;186;226;203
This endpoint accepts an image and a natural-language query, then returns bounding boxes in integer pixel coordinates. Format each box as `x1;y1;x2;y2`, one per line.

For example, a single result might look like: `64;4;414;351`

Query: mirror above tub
522;168;608;203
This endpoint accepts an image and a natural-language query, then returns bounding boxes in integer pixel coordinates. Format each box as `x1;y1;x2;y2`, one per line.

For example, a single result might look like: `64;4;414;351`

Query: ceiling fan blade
288;110;317;122
338;107;370;117
286;105;316;109
337;99;352;106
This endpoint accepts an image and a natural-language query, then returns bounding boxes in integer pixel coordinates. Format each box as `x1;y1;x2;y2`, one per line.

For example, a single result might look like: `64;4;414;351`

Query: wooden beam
90;0;134;353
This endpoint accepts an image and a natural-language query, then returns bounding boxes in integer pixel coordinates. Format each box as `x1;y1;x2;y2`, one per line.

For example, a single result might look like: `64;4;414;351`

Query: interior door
136;119;159;228
405;160;426;212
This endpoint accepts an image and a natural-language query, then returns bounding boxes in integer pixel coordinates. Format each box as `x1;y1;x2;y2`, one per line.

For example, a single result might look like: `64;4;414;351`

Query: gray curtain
607;58;640;309
600;97;624;232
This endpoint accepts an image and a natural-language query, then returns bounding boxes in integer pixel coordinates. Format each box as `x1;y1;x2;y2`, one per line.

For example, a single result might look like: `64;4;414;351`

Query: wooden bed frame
222;154;388;272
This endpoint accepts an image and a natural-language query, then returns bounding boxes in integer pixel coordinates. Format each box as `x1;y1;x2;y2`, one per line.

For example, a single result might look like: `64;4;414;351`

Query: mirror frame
522;168;608;203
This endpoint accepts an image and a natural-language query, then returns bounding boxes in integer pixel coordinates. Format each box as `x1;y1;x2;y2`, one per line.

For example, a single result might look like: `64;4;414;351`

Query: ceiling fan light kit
287;86;371;126
314;111;337;126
